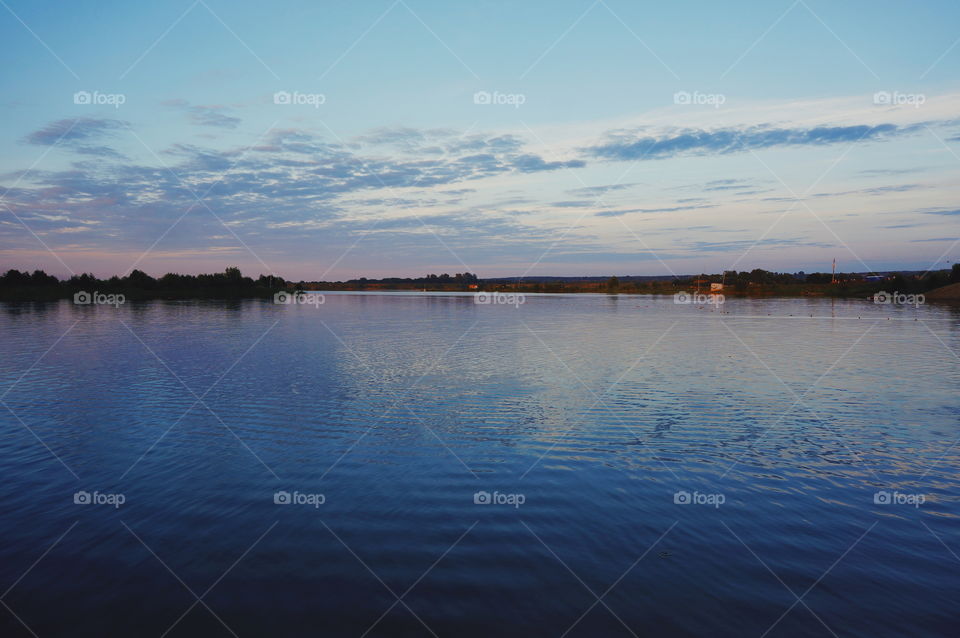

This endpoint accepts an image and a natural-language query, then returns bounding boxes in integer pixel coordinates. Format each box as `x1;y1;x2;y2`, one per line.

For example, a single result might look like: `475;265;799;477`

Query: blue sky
1;0;958;279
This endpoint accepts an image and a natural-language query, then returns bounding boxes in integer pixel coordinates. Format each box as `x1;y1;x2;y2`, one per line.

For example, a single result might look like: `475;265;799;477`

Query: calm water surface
1;293;958;637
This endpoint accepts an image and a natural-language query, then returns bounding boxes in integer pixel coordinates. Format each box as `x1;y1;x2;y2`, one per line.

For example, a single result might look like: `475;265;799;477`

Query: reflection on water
1;294;959;637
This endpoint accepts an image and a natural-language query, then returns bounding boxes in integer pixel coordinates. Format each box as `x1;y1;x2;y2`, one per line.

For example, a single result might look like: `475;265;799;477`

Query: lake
1;293;958;637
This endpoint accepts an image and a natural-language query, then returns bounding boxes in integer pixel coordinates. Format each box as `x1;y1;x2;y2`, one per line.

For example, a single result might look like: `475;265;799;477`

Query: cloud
249;129;579;186
681;237;832;253
595;203;718;217
703;178;752;191
191;108;241;129
536;250;686;265
354;126;457;151
859;167;925;176
510;154;585;173
585;123;919;161
163;99;241;129
24;117;128;160
7;113;949;273
551;200;593;208
493;196;534;204
25;117;124;146
568;183;638;197
3;122;592;255
729;189;772;197
73;145;127;160
447;134;524;155
810;183;924;198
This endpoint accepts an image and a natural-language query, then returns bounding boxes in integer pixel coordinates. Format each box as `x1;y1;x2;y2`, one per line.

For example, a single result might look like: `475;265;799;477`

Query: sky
1;0;958;280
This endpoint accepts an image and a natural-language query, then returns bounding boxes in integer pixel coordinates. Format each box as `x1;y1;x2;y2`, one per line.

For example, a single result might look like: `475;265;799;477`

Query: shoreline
2;287;958;304
4;266;957;303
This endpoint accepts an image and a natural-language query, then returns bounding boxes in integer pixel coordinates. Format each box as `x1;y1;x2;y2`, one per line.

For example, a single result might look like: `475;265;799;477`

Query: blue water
1;293;958;637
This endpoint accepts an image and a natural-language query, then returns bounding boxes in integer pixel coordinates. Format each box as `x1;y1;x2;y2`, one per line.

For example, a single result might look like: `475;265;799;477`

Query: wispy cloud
595;203;719;217
162;99;242;129
567;183;638;197
682;237;833;252
551;200;593;208
703;178;752;191
809;183;926;198
23;117;128;160
25;117;124;146
585;123;921;161
3;122;594;255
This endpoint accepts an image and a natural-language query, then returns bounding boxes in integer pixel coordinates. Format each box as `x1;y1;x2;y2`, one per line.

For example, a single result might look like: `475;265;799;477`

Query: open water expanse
1;292;958;636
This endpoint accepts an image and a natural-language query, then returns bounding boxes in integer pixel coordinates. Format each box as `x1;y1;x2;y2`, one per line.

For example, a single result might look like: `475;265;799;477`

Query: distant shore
2;265;958;303
4;285;959;304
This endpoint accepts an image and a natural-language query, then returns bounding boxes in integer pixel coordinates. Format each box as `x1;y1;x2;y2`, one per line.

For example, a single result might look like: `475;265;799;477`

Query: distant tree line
487;265;960;297
0;267;283;301
665;267;959;293
0;268;483;300
315;272;480;291
1;265;956;301
717;266;960;293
